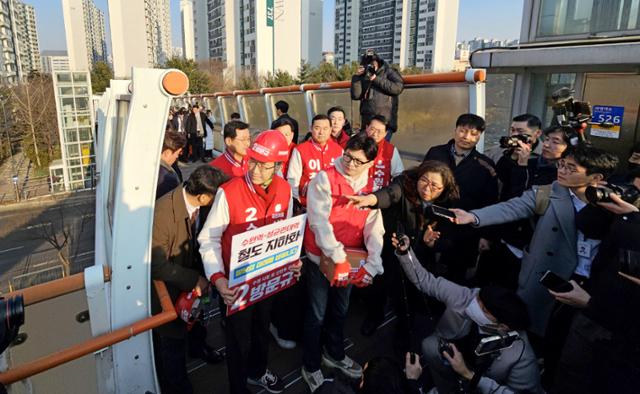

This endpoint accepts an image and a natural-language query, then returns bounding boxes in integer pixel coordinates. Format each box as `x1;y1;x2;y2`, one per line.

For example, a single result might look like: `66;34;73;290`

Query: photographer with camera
351;49;404;142
548;173;640;394
475;125;577;289
392;235;542;394
451;144;620;387
485;114;543;164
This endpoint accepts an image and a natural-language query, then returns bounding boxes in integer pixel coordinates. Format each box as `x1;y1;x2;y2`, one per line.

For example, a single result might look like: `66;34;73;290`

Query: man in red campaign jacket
198;130;301;394
328;106;351;148
209;120;250;178
272;116;297;177
300;133;385;392
287;114;343;206
364;114;404;192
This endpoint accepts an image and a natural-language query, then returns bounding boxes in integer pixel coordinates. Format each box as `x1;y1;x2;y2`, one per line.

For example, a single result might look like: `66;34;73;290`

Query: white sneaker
321;352;363;379
269;323;297;349
301;367;330;393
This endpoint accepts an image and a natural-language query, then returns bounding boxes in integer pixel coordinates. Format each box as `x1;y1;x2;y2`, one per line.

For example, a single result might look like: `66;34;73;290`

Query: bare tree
9;74;58;168
31;206;90;276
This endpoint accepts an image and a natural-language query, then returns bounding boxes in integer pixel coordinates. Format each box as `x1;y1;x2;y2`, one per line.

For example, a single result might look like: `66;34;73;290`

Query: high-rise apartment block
41;50;70;74
181;0;323;81
62;0;107;71
335;0;459;72
13;0;40;75
109;0;172;78
0;0;42;83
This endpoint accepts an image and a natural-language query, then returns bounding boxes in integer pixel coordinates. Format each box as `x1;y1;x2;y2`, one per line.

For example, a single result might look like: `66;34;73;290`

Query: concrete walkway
0;151;50;205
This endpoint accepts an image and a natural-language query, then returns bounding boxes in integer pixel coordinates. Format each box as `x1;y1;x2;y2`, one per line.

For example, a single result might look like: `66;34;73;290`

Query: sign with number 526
591;105;624;139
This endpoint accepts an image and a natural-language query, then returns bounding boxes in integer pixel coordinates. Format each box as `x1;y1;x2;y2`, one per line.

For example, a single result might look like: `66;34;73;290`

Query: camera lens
585;186;607;204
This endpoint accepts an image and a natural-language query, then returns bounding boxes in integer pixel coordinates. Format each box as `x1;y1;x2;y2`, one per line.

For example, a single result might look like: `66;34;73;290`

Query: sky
34;0;524;53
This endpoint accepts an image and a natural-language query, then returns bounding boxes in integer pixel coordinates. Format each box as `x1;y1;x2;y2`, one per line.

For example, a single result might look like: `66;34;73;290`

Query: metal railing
0;266;177;386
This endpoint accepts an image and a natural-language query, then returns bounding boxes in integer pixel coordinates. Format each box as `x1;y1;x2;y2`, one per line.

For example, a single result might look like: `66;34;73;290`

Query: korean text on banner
227;214;306;315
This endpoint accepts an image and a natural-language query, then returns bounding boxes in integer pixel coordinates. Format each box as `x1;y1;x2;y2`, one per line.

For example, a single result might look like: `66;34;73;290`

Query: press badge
577;241;591;259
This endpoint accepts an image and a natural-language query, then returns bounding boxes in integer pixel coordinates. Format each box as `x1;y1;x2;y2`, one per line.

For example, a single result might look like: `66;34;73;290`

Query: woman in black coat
348;160;463;351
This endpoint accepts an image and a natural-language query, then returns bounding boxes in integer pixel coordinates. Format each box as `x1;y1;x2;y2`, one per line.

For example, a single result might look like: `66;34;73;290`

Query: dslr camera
361;49;378;79
499;134;532;150
585;182;640;206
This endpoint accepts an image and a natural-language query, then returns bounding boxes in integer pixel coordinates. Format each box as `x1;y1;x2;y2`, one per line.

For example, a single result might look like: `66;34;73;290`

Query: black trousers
473;241;521;290
271;278;305;341
153;332;193;394
225;298;272;394
189;136;204;161
362;244;437;352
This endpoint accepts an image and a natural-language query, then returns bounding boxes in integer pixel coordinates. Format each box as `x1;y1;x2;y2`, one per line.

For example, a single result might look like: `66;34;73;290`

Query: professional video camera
585;182;640;206
550;87;592;134
499;134;532;150
361;49;378;79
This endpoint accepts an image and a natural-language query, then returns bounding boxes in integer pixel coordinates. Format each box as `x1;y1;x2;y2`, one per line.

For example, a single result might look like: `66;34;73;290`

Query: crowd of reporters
154;50;639;394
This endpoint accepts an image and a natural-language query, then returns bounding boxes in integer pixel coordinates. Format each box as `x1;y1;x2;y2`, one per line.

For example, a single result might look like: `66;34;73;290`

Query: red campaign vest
296;139;343;205
332;130;350;149
220;174;291;275
281;142;297;179
304;167;370;258
209;150;248;178
366;140;395;192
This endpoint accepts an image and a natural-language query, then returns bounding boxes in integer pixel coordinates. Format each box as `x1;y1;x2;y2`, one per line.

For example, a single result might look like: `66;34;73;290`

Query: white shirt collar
182;187;198;218
568;189;587;212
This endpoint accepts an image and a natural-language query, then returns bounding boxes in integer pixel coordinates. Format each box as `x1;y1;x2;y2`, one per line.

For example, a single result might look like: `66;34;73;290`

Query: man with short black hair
453;144;620;344
185;104;214;163
272;116;298;177
229;112;241;120
271;100;300;144
287;114;343;206
151;165;228;394
157;131;186;199
328;106;351;148
209;120;251;178
424;113;498;210
364;115;404;192
394;238;542;394
485;114;543;163
301;133;385;392
423;114;498;283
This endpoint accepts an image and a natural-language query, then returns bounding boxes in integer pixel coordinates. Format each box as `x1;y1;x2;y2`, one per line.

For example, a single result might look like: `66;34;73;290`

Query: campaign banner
227;214;306;315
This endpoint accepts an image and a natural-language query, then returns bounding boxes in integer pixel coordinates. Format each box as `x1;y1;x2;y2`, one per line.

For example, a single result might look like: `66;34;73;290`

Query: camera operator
485;114;543;164
350;49;404;142
475;126;576;289
392;235;542;394
548;174;640;394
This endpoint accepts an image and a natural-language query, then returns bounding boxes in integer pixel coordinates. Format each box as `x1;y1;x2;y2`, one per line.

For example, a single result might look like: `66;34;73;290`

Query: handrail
192;70;486;99
0;279;177;385
4;266;111;307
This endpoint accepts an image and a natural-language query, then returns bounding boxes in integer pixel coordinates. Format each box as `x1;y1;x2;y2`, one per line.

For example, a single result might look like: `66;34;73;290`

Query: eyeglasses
248;159;276;171
342;152;371;167
555;159;579;174
418;178;444;191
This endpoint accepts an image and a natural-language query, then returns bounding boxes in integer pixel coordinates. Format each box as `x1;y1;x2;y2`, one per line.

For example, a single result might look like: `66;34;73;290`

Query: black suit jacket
424;140;498;210
185;112;214;138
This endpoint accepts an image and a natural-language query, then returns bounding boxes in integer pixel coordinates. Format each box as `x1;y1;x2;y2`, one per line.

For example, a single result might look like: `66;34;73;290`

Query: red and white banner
227;214;306;315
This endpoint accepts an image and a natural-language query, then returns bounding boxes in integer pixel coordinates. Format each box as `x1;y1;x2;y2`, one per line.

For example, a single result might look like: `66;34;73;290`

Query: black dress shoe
360;315;384;337
190;346;224;364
